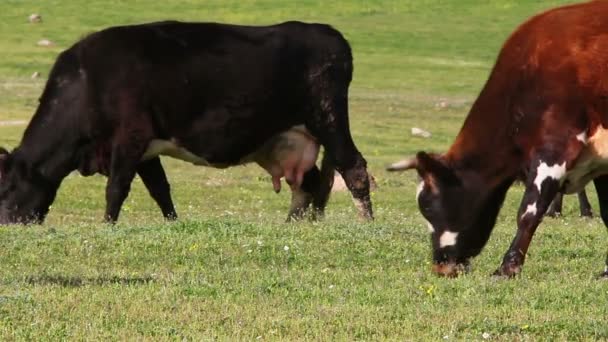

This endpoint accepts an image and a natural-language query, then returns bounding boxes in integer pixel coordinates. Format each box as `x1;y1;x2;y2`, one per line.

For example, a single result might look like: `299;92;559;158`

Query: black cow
0;21;373;224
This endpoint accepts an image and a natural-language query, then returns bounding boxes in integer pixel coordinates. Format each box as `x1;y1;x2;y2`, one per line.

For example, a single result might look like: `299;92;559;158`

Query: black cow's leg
104;143;147;223
311;152;335;220
287;152;336;222
328;138;372;221
494;157;563;277
286;166;318;221
310;95;372;220
592;175;608;278
137;157;177;220
546;192;563;217
577;189;593;217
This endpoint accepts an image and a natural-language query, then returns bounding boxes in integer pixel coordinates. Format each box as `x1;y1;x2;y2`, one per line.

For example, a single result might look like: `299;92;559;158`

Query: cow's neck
16;109;82;183
446;78;522;188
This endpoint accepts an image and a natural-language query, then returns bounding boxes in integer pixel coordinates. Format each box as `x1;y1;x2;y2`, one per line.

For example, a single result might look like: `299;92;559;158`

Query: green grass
1;0;606;340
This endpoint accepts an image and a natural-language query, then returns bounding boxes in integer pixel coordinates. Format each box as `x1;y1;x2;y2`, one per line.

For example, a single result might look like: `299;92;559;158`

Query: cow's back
73;21;351;130
449;0;608;164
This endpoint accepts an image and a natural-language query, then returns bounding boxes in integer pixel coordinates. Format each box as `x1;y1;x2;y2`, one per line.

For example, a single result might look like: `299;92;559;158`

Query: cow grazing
388;1;608;278
0;21;373;224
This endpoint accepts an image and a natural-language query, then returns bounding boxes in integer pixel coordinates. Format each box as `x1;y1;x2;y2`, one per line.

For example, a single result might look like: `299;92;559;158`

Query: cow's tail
311;150;335;219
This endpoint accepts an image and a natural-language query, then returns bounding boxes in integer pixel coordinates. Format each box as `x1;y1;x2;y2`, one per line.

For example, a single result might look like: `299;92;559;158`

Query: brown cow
389;1;608;278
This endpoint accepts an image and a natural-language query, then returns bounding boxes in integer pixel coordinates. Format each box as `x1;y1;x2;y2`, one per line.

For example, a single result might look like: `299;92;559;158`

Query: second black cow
0;21;373;224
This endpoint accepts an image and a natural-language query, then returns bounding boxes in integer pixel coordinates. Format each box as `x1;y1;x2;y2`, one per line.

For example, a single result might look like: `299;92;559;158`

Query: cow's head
0;148;58;224
388;152;509;277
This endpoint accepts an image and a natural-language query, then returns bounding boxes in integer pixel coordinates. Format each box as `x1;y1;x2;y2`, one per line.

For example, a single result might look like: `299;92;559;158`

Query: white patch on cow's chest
564;127;608;193
534;161;566;192
576;131;588;144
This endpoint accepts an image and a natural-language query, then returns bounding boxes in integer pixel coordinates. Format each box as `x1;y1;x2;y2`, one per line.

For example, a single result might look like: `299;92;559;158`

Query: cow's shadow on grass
24;274;155;287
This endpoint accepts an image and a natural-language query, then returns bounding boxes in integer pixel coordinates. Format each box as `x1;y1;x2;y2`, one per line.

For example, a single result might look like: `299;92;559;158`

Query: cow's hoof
598;270;608;279
164;213;178;221
432;262;469;278
545;211;560;218
492;264;521;278
581;210;593;218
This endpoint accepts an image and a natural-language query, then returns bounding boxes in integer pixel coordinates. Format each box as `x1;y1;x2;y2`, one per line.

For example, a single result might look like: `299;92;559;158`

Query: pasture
1;0;607;340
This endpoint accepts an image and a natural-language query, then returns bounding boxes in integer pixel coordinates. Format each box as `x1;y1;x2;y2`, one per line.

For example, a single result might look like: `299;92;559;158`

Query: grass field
1;0;607;340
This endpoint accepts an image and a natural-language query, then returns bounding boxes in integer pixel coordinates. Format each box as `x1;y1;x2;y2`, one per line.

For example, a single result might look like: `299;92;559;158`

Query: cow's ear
0;147;9;180
415;151;459;189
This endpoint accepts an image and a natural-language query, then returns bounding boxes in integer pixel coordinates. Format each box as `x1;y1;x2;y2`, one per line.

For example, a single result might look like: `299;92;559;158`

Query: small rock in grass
37;39;54;47
28;14;42;23
411;127;431;138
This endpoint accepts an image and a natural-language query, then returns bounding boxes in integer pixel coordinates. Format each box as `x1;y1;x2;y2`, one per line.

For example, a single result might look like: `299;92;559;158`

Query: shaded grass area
1;0;606;340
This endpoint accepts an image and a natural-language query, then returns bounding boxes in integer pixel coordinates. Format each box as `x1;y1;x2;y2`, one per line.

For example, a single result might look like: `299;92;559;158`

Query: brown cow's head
0;147;58;224
388;152;510;277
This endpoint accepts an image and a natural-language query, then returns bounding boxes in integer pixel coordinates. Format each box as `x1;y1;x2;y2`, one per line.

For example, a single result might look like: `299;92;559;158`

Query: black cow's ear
0;147;9;180
416;151;459;187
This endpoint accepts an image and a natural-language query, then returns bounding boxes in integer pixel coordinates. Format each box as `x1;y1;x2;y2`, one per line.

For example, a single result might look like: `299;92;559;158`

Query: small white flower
247;249;252;253
482;332;490;339
283;245;290;251
443;336;449;340
257;240;263;246
328;285;335;289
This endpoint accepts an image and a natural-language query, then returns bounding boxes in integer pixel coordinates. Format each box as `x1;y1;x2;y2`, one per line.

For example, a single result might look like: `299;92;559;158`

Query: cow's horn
386;157;417;171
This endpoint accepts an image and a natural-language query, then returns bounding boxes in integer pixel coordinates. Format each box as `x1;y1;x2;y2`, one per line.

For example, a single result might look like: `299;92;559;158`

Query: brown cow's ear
416;151;459;187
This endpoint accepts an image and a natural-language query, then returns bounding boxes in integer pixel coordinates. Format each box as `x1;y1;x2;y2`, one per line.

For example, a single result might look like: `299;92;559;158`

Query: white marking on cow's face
533;161;566;192
439;231;459;248
576;131;588;144
416;181;424;201
521;202;537;219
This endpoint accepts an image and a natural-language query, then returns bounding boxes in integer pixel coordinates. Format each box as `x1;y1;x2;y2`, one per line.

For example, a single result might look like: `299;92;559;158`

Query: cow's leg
105;139;148;223
310;93;372;220
546;192;564;217
317;132;371;220
592;175;608;278
311;152;334;220
286;166;318;221
494;157;564;277
577;189;593;217
137;157;177;220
